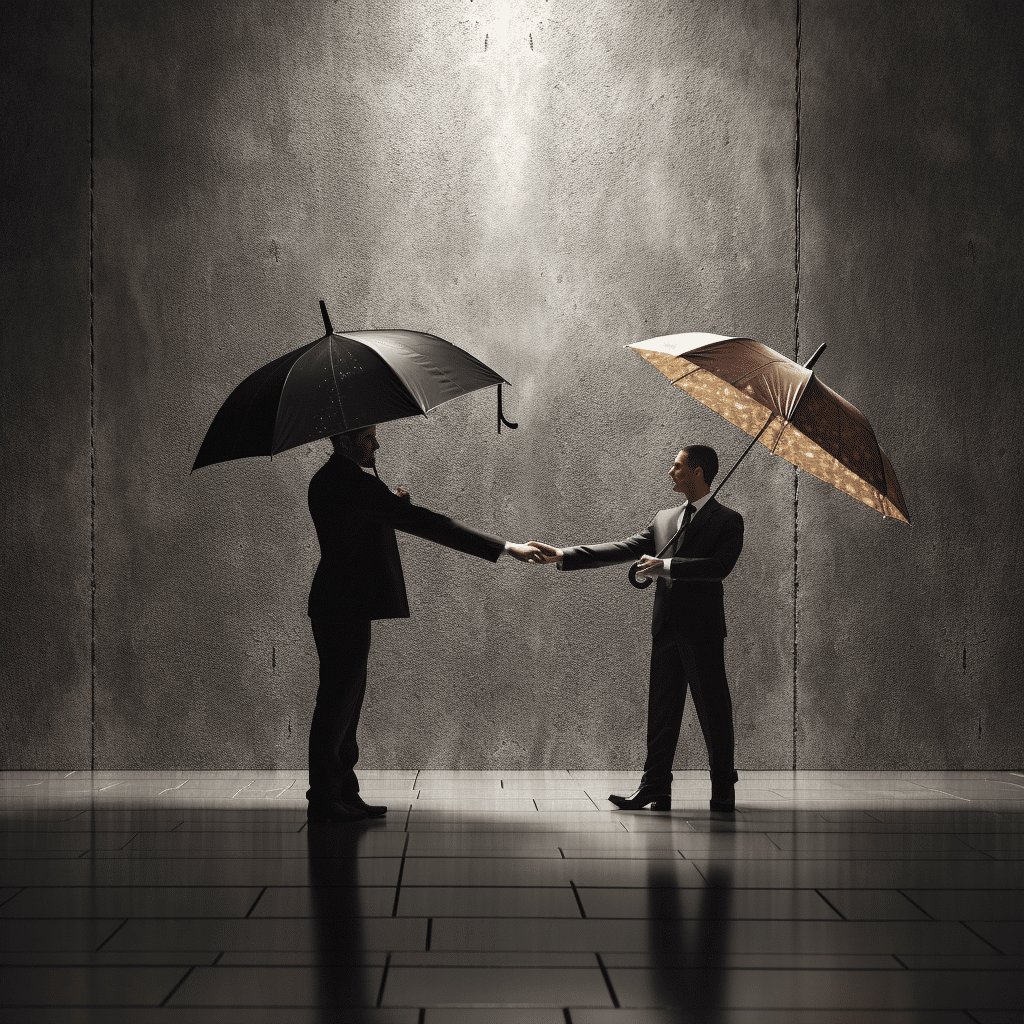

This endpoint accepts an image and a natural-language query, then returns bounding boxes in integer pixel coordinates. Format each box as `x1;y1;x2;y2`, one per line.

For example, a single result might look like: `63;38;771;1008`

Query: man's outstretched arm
356;478;543;564
527;528;655;570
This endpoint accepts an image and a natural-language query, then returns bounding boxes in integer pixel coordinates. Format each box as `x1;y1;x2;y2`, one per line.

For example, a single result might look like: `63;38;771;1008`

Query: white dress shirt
651;492;712;582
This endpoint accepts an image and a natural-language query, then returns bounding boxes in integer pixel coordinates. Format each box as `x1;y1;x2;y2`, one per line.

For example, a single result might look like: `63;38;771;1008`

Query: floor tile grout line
375;951;392;1007
959;920;1006;954
563;1009;573;1024
897;890;935;920
425;917;433;951
159;965;195;1008
211;951;224;965
814;888;847;920
411;769;420;791
594;951;619;1008
93;917;128;951
891;953;909;969
391;832;410;917
0;885;26;908
116;831;140;851
244;885;268;918
950;834;997;860
569;880;586;918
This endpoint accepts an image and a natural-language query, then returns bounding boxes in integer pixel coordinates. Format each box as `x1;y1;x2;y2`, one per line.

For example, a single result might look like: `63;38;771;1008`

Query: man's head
331;425;379;468
669;445;718;501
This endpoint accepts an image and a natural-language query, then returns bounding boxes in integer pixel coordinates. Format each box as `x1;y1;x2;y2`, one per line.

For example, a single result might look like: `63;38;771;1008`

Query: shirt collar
686;493;712;516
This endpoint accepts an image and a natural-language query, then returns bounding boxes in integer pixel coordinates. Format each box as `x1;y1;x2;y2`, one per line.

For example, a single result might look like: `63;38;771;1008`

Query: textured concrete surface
0;3;93;767
86;0;796;772
3;1;1022;770
796;0;1024;768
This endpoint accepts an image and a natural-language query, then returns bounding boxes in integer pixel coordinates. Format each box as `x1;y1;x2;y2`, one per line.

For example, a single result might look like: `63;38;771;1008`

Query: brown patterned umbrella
629;333;910;524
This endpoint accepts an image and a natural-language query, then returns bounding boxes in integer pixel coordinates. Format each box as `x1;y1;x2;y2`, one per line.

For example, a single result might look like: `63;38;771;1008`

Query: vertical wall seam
89;0;96;771
792;0;802;773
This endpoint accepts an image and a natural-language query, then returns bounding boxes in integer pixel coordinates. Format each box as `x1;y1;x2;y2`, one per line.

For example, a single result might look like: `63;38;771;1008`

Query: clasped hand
511;543;663;577
633;555;664;577
505;542;562;565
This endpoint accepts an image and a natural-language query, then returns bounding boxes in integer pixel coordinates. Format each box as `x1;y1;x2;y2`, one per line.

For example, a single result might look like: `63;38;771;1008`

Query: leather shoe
709;782;735;813
306;802;368;826
608;785;671;811
349;795;387;818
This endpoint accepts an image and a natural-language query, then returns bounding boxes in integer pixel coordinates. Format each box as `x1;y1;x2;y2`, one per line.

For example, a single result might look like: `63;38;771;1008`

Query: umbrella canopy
193;302;514;472
629;333;910;524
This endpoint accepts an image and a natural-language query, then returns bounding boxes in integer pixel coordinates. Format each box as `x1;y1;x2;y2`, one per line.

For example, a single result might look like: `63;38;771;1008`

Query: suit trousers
642;620;737;788
306;617;371;808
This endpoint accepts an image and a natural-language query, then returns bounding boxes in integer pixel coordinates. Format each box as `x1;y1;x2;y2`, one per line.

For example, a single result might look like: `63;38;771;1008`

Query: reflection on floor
1;770;1023;1022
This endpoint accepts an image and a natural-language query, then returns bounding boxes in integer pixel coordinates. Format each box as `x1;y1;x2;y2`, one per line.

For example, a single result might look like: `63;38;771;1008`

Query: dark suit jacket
307;453;506;620
560;498;744;638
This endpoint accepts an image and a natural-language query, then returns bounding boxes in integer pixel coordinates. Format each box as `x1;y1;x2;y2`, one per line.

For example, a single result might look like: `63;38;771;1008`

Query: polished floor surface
1;769;1023;1022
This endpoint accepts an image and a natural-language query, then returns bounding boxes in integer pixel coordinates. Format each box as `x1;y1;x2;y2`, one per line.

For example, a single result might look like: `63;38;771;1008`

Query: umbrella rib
325;336;347;432
732;356;798;388
769;420;788;455
872;433;889;500
669;366;701;385
268;341;319;457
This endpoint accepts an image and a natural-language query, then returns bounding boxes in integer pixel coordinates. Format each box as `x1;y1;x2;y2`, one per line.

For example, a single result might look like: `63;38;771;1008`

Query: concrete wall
1;2;93;767
3;0;1021;770
796;0;1024;767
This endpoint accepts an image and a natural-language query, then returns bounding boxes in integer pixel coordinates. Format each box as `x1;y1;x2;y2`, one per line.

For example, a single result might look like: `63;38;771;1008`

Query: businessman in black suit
306;424;541;825
529;445;744;812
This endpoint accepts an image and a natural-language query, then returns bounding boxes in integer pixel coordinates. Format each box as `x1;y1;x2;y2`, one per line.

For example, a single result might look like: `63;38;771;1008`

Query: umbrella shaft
710;413;776;503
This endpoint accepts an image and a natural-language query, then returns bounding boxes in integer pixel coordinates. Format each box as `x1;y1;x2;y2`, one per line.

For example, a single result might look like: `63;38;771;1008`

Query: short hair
331;425;375;448
683;445;719;484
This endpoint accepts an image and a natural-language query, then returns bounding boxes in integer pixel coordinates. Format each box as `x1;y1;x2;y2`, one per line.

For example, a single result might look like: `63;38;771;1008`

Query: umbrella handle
628;562;654;590
498;383;518;433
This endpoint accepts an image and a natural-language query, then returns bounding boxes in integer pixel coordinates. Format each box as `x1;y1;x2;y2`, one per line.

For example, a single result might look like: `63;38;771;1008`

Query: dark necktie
666;504;695;559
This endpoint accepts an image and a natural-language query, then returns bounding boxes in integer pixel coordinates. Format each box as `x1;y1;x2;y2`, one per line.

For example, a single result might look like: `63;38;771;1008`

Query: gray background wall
2;0;1021;771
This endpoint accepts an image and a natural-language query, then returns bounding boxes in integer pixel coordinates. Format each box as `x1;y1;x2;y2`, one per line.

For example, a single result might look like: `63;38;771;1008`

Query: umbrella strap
710;413;777;503
498;383;518;433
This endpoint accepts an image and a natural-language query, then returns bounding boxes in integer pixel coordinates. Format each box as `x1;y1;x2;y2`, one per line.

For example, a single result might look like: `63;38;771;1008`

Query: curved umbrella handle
498;383;518;433
628;562;654;590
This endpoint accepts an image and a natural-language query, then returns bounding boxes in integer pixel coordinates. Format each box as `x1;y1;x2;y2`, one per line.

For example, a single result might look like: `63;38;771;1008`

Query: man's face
353;426;379;467
669;449;700;495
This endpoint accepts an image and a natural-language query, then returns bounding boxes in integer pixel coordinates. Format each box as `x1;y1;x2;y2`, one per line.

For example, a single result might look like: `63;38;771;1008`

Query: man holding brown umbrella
529;444;744;813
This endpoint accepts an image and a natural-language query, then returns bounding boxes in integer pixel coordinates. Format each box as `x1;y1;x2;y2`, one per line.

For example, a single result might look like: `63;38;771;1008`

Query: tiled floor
1;770;1023;1022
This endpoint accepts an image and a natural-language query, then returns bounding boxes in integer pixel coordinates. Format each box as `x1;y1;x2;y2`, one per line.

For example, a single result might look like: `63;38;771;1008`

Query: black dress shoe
306;802;368;826
709;783;735;813
608;785;671;811
349;795;387;818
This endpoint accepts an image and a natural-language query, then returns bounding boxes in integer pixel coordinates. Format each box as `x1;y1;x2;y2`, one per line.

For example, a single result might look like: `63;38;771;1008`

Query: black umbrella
192;301;517;472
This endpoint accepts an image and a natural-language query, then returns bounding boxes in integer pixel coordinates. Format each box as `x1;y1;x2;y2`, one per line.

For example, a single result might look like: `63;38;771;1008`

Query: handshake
506;542;665;579
506;542;562;565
